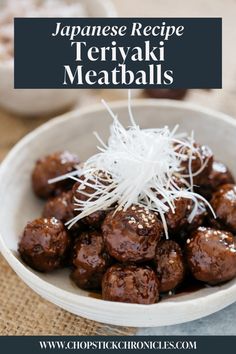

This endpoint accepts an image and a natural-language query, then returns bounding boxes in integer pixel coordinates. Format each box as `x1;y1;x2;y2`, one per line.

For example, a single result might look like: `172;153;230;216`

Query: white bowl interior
0;99;236;327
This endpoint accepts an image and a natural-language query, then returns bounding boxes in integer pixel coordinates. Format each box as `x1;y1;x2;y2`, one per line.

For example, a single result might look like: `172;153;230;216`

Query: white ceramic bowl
0;0;117;116
0;99;236;327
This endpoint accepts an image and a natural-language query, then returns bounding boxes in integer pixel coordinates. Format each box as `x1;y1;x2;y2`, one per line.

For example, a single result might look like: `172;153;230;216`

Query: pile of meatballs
18;144;236;305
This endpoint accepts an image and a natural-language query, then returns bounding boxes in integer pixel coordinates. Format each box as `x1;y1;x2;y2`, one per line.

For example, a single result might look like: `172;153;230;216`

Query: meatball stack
18;146;236;305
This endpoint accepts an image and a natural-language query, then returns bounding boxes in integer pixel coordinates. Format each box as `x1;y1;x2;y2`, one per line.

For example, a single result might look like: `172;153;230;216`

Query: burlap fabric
0;255;136;335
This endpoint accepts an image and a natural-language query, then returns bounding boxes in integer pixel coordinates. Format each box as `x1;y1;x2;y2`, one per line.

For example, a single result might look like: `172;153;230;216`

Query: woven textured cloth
0;255;136;335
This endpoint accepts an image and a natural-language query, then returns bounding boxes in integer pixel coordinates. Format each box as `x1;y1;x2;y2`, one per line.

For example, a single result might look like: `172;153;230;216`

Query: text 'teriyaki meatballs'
102;264;159;304
209;184;236;233
154;240;185;292
186;227;236;285
18;217;70;272
32;151;79;199
71;230;111;289
102;205;163;263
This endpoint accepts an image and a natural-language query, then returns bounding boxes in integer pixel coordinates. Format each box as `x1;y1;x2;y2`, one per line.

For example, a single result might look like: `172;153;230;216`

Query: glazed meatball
145;89;187;100
186;202;207;232
154;240;185;292
71;267;104;290
186;227;236;285
102;205;163;263
165;198;191;234
194;185;213;201
71;230;111;289
102;264;159;304
209;161;234;190
18;217;70;272
179;143;213;186
43;190;74;224
175;203;207;245
209;184;236;233
32;151;80;199
195;161;234;200
42;190;81;237
72;172;111;228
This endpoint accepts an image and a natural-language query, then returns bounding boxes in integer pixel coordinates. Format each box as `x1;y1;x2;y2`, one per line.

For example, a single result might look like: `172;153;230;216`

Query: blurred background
0;0;235;161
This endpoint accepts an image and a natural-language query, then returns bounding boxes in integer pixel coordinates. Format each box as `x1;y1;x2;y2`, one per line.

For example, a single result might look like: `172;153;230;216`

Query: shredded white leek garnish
49;96;215;238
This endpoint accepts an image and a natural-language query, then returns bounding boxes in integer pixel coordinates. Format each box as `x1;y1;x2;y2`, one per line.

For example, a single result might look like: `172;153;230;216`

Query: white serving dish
0;99;236;327
0;0;117;116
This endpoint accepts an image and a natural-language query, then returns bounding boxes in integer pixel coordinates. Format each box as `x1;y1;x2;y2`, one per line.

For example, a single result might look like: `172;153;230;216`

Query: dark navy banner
14;18;222;89
0;336;235;354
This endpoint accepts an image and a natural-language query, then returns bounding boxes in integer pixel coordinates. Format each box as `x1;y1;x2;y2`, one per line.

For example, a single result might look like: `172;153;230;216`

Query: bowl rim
0;98;236;327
